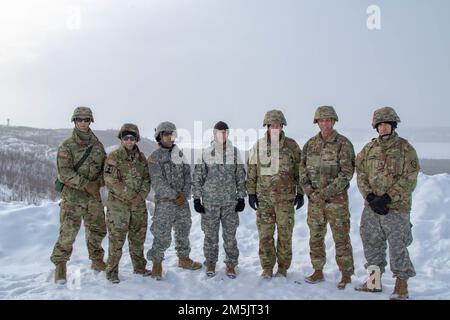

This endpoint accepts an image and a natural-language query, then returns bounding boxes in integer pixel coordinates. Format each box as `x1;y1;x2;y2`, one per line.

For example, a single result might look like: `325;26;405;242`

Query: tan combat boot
178;256;202;270
274;264;288;278
54;262;67;284
390;278;409;300
337;272;352;289
261;268;273;279
226;265;236;279
305;270;324;284
91;260;106;272
206;264;216;278
151;261;162;280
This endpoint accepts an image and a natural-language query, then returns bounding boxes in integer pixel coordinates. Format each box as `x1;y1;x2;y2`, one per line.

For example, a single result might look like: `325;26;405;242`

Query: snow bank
0;173;449;300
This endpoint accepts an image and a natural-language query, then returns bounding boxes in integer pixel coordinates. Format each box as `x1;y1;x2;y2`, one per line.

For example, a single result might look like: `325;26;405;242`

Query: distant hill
419;159;450;175
1;125;449;204
0;125;158;204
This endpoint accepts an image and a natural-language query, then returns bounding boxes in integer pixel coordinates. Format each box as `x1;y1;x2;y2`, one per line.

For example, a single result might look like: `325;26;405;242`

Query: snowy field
0;173;449;300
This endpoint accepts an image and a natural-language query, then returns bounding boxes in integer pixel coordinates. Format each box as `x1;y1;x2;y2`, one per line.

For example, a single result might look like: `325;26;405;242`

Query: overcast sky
1;0;449;139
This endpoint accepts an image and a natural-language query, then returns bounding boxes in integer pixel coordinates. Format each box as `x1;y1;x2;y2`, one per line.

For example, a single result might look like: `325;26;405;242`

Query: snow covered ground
0;173;449;300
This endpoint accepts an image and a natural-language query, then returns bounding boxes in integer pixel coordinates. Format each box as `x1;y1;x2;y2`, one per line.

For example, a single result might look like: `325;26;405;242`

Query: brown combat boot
91;260;106;272
178;256;202;270
205;264;216;277
274;264;288;278
226;265;236;279
134;269;152;277
106;271;120;284
261;268;273;279
151;261;162;280
54;262;67;284
390;278;409;300
337;272;352;289
305;270;324;284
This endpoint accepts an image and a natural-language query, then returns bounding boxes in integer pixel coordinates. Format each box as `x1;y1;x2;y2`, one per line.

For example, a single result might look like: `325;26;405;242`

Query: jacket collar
315;129;338;142
72;128;97;147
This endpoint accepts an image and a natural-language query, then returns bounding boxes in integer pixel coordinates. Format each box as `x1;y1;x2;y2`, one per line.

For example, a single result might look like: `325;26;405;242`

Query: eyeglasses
122;135;137;142
75;118;91;123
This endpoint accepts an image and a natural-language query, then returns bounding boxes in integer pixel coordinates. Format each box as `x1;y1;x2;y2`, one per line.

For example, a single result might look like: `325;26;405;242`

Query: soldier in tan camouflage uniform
50;107;107;284
246;110;304;279
103;124;151;284
193;121;246;278
299;106;355;289
355;107;419;300
146;122;201;280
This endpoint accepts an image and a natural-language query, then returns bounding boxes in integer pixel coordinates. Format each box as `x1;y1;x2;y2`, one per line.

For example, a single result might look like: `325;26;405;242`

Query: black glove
368;193;391;215
248;194;258;211
235;198;245;212
294;193;304;210
366;193;376;203
193;199;205;214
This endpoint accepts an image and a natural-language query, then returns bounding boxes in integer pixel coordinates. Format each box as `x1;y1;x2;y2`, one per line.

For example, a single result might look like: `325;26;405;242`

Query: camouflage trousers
307;192;354;274
147;200;192;263
360;206;415;280
105;198;148;278
50;198;107;265
202;204;239;267
256;196;295;270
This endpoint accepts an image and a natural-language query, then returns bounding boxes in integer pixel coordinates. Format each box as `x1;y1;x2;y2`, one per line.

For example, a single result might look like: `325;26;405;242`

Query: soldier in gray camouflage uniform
146;121;202;280
192;121;246;278
355;107;419;300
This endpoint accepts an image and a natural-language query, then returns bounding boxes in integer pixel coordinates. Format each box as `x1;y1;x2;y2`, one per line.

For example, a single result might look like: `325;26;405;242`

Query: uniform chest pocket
321;143;339;163
206;164;220;177
321;145;339;177
367;154;384;173
321;164;339;177
223;164;236;176
385;152;403;176
161;161;173;178
279;151;294;174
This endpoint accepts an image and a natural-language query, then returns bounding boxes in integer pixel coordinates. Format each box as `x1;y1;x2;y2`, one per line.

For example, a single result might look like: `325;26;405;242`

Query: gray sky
1;0;450;139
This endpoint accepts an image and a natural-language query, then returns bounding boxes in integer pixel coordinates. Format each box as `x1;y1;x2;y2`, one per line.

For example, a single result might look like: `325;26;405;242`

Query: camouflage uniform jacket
57;129;106;203
246;131;302;200
104;145;151;204
356;132;419;212
299;130;355;199
148;145;192;202
192;140;246;206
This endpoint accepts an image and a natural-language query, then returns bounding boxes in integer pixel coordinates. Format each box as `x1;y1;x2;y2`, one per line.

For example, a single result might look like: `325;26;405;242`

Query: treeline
0;150;58;204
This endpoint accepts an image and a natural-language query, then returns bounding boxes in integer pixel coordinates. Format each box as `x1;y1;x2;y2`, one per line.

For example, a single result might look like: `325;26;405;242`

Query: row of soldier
50;106;419;300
